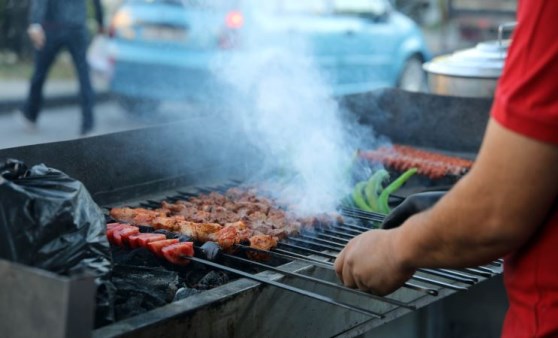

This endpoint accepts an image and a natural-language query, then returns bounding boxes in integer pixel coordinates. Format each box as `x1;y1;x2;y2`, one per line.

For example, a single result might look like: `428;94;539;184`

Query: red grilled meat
147;238;179;257
109;188;342;256
128;233;167;248
112;226;140;247
107;224;135;244
161;242;194;266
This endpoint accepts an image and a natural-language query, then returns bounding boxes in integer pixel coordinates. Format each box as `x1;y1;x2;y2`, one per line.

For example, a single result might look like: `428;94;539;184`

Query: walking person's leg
21;30;63;126
66;28;95;135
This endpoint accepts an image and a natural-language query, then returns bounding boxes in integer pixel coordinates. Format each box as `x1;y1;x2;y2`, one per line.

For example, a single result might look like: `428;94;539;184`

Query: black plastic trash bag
0;159;115;327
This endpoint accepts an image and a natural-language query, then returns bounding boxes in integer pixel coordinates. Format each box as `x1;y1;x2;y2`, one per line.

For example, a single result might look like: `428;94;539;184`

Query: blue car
107;0;430;112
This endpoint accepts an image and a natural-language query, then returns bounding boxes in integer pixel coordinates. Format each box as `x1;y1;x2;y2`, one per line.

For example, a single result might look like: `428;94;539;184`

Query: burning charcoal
112;265;180;321
112;246;162;267
195;271;229;290
174;287;202;301
138;225;155;233
200;241;221;261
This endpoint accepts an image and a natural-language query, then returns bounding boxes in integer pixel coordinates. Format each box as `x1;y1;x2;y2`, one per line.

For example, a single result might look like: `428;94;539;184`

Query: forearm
393;188;522;269
394;120;558;269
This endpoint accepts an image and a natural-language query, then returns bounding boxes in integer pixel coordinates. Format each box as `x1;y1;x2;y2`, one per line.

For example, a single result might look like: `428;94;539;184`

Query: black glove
381;191;446;229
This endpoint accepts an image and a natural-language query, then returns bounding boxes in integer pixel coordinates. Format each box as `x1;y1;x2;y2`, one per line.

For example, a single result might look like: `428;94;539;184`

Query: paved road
0;100;206;150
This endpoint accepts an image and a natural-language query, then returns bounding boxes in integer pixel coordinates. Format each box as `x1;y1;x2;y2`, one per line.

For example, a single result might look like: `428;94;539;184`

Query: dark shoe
80;127;95;138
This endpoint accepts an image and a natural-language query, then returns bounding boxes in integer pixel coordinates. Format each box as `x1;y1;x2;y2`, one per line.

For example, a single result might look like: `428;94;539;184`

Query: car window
332;0;389;17
185;0;240;7
127;0;239;8
276;0;331;15
127;0;183;4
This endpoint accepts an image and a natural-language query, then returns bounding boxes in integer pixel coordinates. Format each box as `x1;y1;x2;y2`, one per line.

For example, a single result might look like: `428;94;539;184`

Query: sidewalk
0;75;110;114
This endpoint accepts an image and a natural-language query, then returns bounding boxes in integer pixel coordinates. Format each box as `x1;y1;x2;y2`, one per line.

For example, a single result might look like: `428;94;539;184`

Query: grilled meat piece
249;234;278;251
151;216;185;231
148;216;224;242
211;226;240;251
110;207;169;226
209;221;253;251
109;207;136;223
179;221;223;242
247;234;279;260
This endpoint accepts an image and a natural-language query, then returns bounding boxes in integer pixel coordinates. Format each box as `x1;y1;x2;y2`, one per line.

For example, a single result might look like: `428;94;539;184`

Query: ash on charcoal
109;246;237;321
195;271;230;290
112;264;181;320
181;265;231;288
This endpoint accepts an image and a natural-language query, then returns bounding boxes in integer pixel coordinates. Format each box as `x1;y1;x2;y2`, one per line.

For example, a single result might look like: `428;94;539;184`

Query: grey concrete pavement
0;101;145;149
0;74;109;114
0;100;208;150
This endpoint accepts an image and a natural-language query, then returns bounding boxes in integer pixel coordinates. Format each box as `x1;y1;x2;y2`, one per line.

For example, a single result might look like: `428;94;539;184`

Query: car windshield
277;0;330;15
126;0;236;8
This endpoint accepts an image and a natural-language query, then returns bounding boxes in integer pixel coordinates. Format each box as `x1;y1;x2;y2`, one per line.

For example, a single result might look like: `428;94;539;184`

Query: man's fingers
335;247;357;289
342;261;356;289
334;248;346;283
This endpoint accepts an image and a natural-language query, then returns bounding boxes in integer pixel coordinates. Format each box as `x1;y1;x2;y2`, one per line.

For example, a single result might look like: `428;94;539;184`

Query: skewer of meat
109;188;343;255
111;209;279;252
358;145;474;179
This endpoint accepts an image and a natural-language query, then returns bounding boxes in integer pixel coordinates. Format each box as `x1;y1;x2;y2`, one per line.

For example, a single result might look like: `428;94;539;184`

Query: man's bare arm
335;119;558;294
395;119;558;269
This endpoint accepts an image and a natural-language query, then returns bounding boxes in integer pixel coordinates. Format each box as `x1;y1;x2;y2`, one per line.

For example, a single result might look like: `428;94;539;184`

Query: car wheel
397;56;427;92
117;95;161;118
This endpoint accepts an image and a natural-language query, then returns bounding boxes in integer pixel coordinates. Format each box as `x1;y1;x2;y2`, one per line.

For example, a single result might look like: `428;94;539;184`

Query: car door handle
345;30;355;36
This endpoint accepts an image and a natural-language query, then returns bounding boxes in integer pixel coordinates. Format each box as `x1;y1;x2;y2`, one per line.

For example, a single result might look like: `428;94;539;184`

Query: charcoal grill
0;89;507;337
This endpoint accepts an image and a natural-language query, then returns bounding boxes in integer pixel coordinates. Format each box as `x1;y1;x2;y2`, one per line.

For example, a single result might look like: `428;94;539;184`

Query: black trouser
22;26;94;133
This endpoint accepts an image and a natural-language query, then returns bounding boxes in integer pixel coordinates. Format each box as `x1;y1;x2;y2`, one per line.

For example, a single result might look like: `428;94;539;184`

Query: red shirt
491;1;558;337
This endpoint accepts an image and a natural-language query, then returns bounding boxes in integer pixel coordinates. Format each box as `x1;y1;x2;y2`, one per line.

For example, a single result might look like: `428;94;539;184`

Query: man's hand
334;229;415;296
382;191;445;229
27;24;45;50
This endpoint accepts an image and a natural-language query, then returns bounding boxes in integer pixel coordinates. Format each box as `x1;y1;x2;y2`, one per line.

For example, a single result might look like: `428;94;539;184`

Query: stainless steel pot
423;23;515;98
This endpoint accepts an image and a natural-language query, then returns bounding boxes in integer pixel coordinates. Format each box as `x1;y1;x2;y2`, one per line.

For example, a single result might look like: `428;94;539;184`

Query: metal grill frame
0;89;504;337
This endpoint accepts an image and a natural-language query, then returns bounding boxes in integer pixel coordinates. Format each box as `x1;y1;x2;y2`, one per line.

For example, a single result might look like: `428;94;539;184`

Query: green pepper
364;169;389;211
352;181;373;212
377;168;418;214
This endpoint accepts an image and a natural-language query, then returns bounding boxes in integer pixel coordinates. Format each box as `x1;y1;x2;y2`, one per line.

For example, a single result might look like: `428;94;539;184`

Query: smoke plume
210;5;378;216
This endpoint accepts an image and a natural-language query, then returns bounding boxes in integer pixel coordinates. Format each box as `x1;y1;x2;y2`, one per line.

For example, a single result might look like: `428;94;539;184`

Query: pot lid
423;39;510;78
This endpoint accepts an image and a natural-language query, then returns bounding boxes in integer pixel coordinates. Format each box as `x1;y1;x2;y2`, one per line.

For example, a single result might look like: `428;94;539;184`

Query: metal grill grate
104;181;503;322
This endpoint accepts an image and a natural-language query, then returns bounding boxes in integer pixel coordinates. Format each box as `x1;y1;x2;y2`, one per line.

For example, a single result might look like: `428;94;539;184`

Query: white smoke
211;5;376;216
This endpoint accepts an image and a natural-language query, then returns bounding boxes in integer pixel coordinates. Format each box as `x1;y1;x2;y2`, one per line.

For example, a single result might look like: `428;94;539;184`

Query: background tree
0;0;32;60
